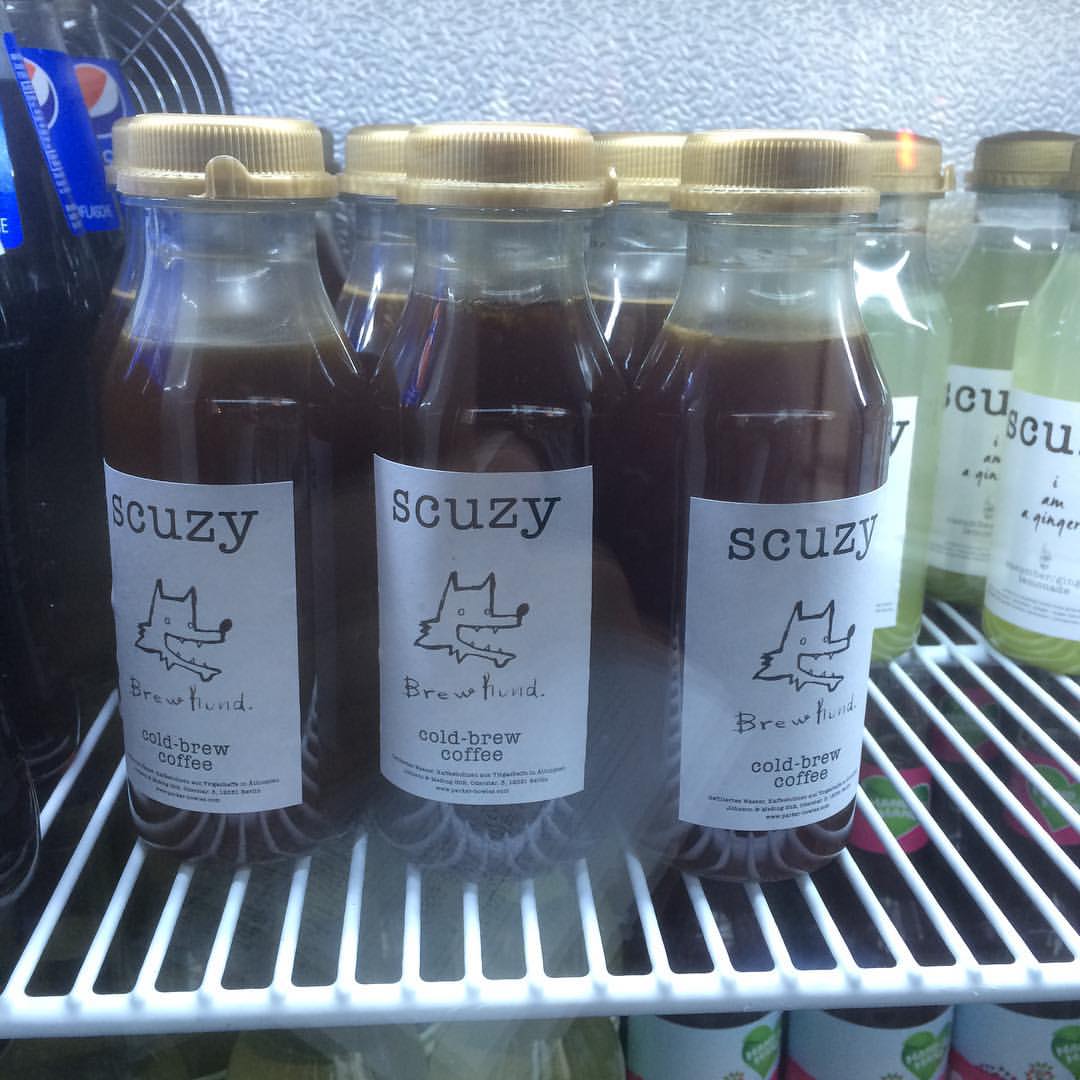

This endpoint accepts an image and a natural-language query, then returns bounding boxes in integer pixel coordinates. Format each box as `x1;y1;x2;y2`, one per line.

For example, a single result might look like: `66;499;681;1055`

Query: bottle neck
971;190;1071;249
5;0;65;49
411;208;592;304
347;195;414;245
670;214;865;339
854;195;935;294
129;200;338;345
594;202;687;255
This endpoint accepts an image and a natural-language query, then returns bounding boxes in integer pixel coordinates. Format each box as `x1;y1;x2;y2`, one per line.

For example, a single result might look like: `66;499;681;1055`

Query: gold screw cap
966;130;1078;192
852;129;951;196
400;121;605;210
340;123;412;198
594;131;688;204
115;113;337;200
672;129;878;215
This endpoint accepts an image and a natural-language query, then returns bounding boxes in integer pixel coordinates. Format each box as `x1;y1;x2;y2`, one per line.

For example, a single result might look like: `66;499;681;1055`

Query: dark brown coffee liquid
103;334;376;862
371;294;627;875
621;324;888;881
337;287;408;378
591;296;674;378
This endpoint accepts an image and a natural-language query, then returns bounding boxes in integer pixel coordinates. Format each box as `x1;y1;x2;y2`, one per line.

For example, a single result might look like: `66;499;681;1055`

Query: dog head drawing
135;580;233;683
414;572;528;668
753;600;854;693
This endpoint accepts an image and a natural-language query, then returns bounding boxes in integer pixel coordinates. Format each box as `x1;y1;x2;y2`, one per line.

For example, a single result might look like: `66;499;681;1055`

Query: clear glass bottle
854;130;952;661
429;1019;624;1080
624;130;890;882
926;130;1076;608
336;123;414;377
370;122;624;876
587;130;686;378
101;114;375;863
983;142;1080;672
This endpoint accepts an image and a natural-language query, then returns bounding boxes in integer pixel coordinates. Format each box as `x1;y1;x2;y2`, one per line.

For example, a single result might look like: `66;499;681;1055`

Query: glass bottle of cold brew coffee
371;122;623;875
984;142;1080;673
926;130;1076;608
102;114;374;862
336;123;414;377
625;130;890;882
588;131;687;378
853;130;952;661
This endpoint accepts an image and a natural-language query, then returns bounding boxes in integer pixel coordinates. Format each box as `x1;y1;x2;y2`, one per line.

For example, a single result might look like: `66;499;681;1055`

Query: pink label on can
946;1050;998;1079
1005;748;1080;847
850;762;932;854
784;1061;815;1080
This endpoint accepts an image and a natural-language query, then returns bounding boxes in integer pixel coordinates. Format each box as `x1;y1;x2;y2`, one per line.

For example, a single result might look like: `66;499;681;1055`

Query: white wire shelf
0;602;1077;1038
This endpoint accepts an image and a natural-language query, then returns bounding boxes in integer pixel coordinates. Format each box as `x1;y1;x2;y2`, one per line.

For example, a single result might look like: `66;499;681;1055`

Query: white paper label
788;1009;954;1080
374;457;592;805
985;390;1080;640
105;464;302;814
950;1003;1080;1079
680;485;884;831
626;1013;782;1080
875;394;919;627
927;365;1012;575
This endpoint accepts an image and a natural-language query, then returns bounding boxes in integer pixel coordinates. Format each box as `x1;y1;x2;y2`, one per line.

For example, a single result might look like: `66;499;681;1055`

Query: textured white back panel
187;0;1080;272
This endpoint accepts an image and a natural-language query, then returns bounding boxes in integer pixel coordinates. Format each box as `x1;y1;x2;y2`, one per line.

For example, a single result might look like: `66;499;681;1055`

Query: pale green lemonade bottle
984;141;1080;673
854;130;953;660
926;131;1076;607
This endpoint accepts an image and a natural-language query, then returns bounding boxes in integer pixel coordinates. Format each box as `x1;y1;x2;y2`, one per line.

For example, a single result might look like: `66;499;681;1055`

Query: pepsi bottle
55;0;133;171
5;0;120;283
0;7;101;780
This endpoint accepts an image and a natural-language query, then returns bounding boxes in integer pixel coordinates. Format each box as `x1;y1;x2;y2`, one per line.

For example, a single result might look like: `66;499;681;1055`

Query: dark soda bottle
0;9;104;780
588;130;686;378
5;0;120;280
102;113;375;862
336;123;414;377
623;131;889;882
0;690;39;903
370;121;624;875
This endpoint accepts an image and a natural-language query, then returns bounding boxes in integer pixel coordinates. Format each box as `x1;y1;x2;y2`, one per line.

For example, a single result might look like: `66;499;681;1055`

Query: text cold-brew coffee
103;115;373;862
624;131;889;881
371;122;623;875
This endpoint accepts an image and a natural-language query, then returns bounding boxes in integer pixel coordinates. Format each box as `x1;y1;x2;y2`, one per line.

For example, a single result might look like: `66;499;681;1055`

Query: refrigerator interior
2;0;1079;1074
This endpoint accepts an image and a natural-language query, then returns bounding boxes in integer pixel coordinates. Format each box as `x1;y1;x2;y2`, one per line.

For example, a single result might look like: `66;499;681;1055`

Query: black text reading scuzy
727;514;878;563
391;489;561;540
110;494;258;555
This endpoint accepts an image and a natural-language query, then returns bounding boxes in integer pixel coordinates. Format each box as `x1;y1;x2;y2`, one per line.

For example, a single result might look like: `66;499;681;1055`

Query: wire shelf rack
0;602;1077;1038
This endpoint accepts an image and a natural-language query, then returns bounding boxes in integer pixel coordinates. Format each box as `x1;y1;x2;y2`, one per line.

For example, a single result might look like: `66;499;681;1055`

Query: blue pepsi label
0;111;23;250
3;33;83;234
19;46;117;232
70;55;133;165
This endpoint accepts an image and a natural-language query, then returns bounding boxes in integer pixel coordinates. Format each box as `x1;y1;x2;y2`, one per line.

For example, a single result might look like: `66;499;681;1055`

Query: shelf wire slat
1;604;1078;1036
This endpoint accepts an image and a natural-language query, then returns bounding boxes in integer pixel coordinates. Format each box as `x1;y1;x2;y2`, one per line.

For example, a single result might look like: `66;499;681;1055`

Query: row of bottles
87;113;1079;883
95;116;890;877
2;1003;1077;1079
